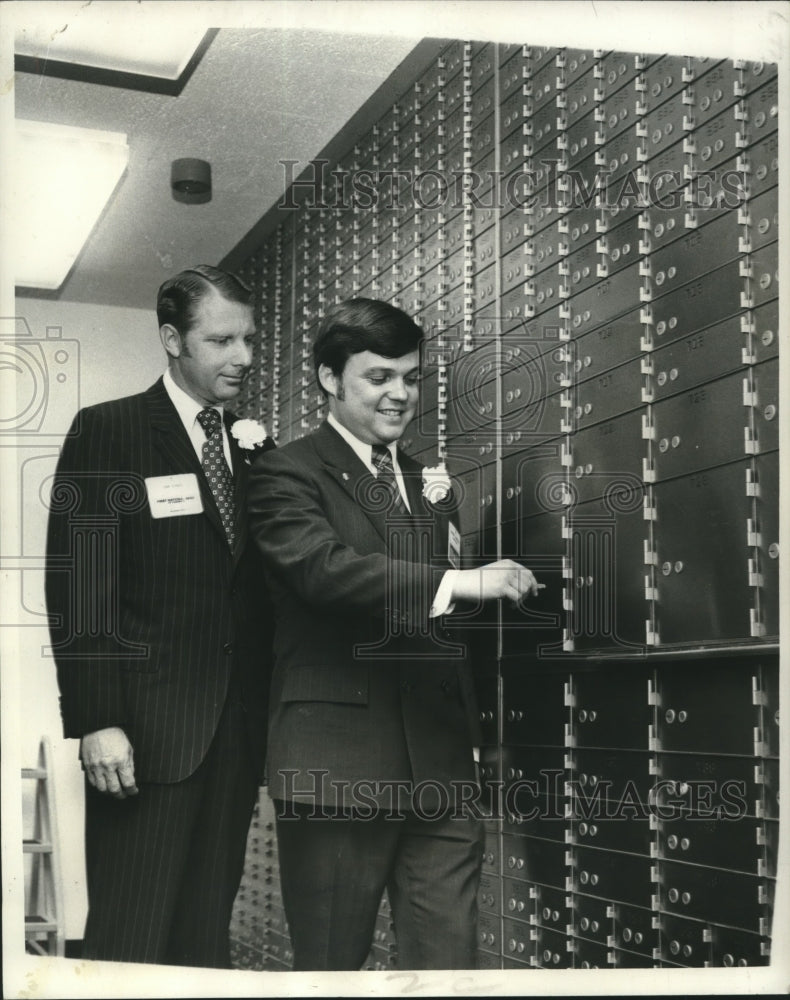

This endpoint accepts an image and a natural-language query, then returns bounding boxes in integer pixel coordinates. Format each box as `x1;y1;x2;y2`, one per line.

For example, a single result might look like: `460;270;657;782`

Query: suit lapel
146;378;228;547
399;449;432;521
316;422;444;548
227;420;248;566
399;447;451;568
226;417;277;566
314;423;395;545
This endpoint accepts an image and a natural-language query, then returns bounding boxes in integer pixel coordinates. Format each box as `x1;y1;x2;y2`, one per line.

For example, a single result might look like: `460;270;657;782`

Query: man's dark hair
156;265;252;335
313;298;424;395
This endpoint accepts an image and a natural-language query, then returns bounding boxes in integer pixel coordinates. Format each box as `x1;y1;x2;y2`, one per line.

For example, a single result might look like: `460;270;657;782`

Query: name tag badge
145;474;204;518
447;521;461;570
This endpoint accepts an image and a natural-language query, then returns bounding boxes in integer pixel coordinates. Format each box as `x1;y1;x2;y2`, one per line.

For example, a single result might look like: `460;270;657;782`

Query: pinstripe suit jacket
248;421;481;810
45;377;274;783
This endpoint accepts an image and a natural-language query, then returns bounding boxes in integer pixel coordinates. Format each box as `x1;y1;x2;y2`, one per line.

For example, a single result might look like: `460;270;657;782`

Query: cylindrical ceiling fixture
171;158;212;204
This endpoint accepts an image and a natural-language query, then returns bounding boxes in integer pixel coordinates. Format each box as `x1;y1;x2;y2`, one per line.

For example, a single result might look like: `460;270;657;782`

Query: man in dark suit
45;265;273;967
248;298;541;970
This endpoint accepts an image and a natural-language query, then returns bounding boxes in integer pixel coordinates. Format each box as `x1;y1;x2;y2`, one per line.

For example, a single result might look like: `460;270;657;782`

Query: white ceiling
11;2;781;312
14;25;420;309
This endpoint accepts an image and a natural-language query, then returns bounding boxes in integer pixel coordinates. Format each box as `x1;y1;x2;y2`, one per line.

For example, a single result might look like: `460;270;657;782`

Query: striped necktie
197;407;236;548
372;442;408;516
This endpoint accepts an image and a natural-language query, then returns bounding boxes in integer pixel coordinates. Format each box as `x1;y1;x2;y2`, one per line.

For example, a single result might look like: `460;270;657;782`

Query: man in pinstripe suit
45;266;274;967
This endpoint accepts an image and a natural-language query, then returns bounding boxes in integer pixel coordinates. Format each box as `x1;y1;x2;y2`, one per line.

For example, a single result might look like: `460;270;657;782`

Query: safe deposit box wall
225;41;780;971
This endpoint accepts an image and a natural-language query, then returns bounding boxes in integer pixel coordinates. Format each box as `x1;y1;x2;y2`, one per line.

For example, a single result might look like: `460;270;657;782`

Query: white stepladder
23;736;64;956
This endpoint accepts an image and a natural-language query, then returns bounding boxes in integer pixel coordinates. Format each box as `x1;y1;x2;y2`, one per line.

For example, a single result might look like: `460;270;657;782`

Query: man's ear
317;363;338;398
160;324;183;360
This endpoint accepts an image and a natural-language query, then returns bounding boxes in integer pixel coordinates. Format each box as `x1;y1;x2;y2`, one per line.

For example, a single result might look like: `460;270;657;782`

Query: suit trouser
274;799;484;970
82;687;258;967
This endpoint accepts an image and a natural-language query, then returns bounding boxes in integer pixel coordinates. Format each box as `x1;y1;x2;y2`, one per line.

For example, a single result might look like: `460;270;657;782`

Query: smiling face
319;349;420;445
161;286;255;406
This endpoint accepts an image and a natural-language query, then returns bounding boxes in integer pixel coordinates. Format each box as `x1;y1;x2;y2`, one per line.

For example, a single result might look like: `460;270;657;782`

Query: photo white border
2;1;787;996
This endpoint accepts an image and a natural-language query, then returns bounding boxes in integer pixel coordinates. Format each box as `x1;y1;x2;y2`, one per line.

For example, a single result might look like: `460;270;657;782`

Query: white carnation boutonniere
422;462;452;503
231;418;269;462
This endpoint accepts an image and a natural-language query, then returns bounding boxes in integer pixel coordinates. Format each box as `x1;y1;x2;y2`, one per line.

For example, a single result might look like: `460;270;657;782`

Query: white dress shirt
327;413;457;617
328;413;410;510
163;368;233;472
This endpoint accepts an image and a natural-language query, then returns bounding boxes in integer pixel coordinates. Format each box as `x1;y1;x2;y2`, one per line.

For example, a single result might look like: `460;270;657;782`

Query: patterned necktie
372;443;408;516
196;407;236;548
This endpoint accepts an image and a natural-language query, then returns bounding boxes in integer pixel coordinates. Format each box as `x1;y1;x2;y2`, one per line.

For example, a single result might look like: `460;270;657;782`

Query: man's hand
451;559;545;605
80;727;138;799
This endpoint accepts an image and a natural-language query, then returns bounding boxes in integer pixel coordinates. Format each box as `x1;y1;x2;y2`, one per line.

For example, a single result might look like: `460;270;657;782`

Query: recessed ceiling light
15;13;216;95
14;120;129;291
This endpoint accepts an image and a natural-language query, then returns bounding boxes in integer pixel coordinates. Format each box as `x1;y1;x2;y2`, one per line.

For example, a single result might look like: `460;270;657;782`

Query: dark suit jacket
45;377;274;783
248;421;481;810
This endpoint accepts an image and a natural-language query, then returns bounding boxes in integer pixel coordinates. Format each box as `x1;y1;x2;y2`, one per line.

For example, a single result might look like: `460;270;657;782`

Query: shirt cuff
429;569;458;618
